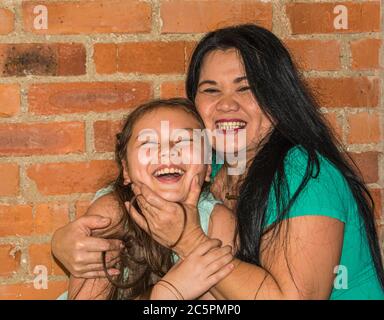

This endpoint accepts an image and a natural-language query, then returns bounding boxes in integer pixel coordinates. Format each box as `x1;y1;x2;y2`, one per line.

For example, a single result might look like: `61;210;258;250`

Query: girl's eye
175;139;192;147
141;141;158;146
238;86;251;92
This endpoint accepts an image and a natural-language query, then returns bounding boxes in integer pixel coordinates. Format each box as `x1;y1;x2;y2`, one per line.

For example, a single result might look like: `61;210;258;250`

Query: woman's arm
67;193;125;300
209;215;344;299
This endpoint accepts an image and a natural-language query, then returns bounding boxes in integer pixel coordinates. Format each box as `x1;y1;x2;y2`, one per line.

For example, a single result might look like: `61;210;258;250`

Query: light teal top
265;146;384;300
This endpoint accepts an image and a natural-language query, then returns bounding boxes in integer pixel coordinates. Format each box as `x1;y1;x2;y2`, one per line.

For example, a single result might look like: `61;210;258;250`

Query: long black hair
186;24;384;292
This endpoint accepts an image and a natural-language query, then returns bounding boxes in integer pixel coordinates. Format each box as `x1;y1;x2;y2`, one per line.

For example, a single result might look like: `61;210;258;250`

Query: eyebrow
198;76;248;87
135;129;157;140
135;128;196;140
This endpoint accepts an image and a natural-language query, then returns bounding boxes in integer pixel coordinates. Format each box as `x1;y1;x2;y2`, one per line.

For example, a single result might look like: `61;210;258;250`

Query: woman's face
123;106;210;203
195;48;272;156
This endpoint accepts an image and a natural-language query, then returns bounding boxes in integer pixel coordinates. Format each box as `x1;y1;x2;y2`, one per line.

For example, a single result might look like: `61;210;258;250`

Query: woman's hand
51;214;123;278
150;239;234;300
127;175;209;258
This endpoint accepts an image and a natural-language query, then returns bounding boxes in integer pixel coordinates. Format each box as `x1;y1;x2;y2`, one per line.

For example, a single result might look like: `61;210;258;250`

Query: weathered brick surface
0;0;382;299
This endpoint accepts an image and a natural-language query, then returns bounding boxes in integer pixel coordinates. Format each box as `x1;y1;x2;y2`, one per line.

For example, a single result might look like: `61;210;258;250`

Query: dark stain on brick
3;45;57;76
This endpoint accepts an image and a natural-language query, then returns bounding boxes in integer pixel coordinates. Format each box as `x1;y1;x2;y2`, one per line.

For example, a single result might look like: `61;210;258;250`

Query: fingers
185;175;202;206
73;250;120;266
191;239;222;256
136;194;160;218
204;246;234;275
81;237;123;252
71;253;121;275
75;215;111;232
125;200;149;232
206;262;234;286
75;269;121;279
132;183;168;211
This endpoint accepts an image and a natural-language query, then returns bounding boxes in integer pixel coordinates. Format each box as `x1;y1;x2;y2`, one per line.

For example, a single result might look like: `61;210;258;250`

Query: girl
66;98;236;300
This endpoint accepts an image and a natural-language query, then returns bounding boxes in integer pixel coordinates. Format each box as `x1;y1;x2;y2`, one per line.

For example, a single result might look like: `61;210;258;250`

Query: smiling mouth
153;165;186;184
215;120;247;132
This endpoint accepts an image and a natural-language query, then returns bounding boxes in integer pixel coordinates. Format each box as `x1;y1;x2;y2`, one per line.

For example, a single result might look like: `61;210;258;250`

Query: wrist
174;227;210;259
150;282;180;300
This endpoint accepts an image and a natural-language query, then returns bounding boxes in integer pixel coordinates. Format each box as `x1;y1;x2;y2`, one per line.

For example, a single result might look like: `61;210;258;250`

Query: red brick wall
0;0;382;299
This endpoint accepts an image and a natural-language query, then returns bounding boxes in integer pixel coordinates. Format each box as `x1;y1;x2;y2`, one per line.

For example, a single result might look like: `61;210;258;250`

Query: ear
122;160;131;185
204;165;212;182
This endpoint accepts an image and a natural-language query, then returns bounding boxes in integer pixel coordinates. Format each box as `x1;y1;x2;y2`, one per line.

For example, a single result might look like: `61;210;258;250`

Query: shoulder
271;146;351;223
283;146;348;192
86;192;126;238
210;204;235;224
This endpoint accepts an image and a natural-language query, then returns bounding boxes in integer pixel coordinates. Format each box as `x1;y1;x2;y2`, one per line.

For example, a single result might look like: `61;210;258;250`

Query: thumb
185;175;202;206
76;215;111;233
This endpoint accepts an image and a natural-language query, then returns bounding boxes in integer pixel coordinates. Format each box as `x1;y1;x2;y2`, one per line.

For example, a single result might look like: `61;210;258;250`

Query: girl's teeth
154;167;185;176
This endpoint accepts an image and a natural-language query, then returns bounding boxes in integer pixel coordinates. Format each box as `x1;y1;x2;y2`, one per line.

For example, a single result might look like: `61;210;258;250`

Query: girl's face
195;48;272;156
123;106;210;203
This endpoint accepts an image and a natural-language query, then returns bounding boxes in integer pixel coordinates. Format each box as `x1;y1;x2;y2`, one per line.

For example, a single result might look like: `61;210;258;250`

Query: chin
158;192;186;203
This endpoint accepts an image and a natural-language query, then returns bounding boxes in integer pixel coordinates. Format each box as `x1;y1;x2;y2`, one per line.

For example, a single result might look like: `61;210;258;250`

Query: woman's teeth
153;167;185;177
216;121;246;130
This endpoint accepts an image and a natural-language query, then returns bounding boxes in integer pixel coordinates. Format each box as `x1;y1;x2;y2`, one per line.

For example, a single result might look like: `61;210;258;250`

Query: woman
52;24;384;299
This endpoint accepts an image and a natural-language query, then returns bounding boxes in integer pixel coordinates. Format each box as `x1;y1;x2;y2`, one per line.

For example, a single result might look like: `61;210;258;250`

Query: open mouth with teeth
215;119;247;132
153;166;186;184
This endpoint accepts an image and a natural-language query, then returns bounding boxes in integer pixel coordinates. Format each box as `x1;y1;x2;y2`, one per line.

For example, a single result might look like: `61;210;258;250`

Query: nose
216;95;240;113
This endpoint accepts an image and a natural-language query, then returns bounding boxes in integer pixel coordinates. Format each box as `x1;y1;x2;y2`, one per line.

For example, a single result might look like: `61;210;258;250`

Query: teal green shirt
265;146;384;300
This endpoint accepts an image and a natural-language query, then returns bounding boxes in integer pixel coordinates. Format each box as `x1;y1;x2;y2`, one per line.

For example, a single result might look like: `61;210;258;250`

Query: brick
57;43;87;76
308;77;379;108
350;39;381;70
23;1;151;35
93;43;117;74
0;122;85;156
94;120;123;152
0;244;21;276
370;189;382;220
28;82;152;115
75;200;92;218
33;203;69;235
286;2;381;34
0;163;19;196
117;42;191;74
324;112;343;141
161;0;272;33
0;43;85;77
285;40;341;71
347;112;380;144
0;8;14;34
29;243;67;276
0;83;20;117
0;205;33;237
0;280;68;300
348;152;379;184
27;160;118;195
161;81;186;99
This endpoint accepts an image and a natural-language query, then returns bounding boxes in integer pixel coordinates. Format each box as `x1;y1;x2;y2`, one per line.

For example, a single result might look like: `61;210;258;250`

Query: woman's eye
202;88;220;94
238;86;251;92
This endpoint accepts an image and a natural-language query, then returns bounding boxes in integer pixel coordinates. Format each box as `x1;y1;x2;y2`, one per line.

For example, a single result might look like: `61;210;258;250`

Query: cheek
196;99;214;124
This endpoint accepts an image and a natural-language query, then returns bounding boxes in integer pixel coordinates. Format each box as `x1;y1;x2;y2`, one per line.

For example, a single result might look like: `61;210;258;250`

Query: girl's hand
127;175;209;258
150;239;234;300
